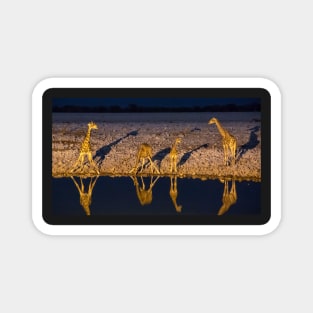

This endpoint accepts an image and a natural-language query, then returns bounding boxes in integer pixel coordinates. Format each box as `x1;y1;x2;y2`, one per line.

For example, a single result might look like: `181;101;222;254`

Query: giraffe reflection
169;176;182;213
218;179;237;215
70;175;99;215
130;175;160;206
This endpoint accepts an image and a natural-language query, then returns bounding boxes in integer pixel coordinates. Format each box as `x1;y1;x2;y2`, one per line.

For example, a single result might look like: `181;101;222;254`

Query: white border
32;77;281;236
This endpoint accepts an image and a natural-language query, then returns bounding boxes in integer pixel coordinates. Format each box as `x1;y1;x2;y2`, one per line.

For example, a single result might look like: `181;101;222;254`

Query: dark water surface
52;176;260;216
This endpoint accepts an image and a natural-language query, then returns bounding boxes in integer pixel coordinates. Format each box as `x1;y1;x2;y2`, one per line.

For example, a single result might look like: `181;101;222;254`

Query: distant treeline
52;103;260;113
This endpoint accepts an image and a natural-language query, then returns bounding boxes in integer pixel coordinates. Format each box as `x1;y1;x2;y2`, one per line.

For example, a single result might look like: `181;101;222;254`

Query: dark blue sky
53;97;260;108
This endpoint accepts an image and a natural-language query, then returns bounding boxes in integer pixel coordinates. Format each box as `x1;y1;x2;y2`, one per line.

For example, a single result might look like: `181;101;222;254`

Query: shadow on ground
152;147;171;166
94;130;139;166
237;126;260;161
178;143;208;167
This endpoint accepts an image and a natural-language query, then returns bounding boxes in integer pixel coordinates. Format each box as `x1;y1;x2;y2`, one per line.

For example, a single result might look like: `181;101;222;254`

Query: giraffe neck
171;140;179;154
170;188;178;199
83;127;92;145
215;120;226;138
81;127;92;152
170;178;178;198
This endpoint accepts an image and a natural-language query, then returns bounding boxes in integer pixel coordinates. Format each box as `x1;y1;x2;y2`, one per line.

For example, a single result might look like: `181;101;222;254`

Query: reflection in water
130;175;160;205
169;176;182;213
52;174;252;216
70;175;99;215
218;179;237;215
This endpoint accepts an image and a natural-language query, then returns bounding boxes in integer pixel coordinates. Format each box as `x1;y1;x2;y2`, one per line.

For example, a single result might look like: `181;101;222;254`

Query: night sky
52;97;261;112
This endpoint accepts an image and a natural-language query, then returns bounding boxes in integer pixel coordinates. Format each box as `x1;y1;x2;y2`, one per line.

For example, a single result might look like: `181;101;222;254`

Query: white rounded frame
32;77;281;236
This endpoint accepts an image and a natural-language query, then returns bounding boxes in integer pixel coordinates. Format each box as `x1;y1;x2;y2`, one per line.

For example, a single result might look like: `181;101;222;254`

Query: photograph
50;95;262;220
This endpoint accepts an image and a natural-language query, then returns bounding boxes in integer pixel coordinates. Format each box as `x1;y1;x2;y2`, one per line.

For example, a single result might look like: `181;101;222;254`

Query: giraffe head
80;194;91;216
88;121;98;130
176;204;182;213
175;137;182;144
208;117;218;125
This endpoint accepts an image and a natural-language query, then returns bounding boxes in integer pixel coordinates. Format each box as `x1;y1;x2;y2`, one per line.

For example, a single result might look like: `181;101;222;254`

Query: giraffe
129;143;160;174
70;175;99;216
169;137;182;173
208;117;237;166
218;179;237;215
169;176;182;213
130;175;160;206
70;121;99;174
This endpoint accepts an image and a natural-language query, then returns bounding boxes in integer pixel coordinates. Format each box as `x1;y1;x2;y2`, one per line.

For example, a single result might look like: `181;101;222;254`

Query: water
52;176;260;217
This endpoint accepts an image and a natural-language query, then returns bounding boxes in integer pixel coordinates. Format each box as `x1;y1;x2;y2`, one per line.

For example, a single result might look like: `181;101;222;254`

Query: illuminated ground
52;112;261;181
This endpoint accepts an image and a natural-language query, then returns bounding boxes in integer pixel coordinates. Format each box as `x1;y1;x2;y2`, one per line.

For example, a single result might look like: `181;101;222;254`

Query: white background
0;1;310;312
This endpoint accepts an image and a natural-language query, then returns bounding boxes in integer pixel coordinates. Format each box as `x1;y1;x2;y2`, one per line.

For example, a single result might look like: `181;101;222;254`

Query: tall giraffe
208;117;237;166
218;179;237;215
130;175;160;206
169;176;182;213
70;121;99;174
169;137;181;173
70;175;99;216
129;143;160;174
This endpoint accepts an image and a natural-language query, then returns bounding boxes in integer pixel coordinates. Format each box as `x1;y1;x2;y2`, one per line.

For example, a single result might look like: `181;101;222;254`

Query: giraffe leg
92;158;100;174
91;175;99;190
174;156;177;173
170;157;173;173
71;154;84;173
70;176;80;190
90;153;99;174
227;145;231;166
140;158;145;173
231;180;237;202
231;146;235;165
70;158;80;172
129;159;138;174
134;158;142;173
87;152;99;174
134;157;142;173
148;157;153;174
224;181;229;198
80;177;85;193
231;141;237;165
148;157;160;174
70;161;77;173
79;154;86;171
223;143;228;165
79;154;87;171
87;152;92;166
